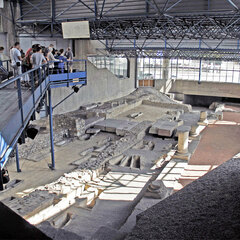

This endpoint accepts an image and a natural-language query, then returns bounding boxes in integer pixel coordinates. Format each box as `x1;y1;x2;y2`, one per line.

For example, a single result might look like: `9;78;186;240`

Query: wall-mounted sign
62;21;90;39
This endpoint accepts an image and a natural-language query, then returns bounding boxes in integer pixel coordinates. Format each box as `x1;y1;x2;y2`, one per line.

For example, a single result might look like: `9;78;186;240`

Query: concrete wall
51;39;135;115
74;40;106;58
169;80;240;99
52;59;136;115
0;0;20;55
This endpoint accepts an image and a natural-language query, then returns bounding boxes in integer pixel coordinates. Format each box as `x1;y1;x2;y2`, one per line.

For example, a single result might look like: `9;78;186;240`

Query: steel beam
48;89;55;170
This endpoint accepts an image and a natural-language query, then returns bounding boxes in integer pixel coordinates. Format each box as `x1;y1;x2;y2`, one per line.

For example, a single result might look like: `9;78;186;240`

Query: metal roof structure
3;0;240;60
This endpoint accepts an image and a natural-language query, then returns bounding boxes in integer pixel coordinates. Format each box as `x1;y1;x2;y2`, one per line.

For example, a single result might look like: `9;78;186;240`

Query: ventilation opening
132;156;141;169
126;157;132;167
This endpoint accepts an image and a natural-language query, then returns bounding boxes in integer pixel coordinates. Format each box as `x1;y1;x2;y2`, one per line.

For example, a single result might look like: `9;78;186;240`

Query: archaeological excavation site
1;1;240;239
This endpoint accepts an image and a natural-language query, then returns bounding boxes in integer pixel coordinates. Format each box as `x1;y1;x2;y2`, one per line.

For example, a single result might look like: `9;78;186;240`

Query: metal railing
0;59;87;171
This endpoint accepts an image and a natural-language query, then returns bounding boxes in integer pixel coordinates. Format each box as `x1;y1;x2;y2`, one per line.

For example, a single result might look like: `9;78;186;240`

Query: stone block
85;117;105;129
86;128;101;135
179;112;200;126
116;121;139;136
150;120;178;137
177;125;191;133
80;104;98;111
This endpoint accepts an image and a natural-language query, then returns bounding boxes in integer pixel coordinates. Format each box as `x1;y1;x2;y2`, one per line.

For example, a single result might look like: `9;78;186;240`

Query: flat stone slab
116;121;139;136
179;112;200;126
86;128;101;134
94;119;124;133
177;125;191;133
149;120;178;137
94;119;139;136
85;117;105;129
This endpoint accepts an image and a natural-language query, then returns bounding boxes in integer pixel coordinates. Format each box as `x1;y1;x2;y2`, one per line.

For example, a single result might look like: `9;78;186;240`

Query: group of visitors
6;42;73;87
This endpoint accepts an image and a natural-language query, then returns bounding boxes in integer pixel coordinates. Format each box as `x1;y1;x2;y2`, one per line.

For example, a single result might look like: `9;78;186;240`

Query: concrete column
162;58;170;81
190;124;199;137
178;131;189;154
199;111;208;125
155;58;172;93
75;40;90;59
175;126;191;160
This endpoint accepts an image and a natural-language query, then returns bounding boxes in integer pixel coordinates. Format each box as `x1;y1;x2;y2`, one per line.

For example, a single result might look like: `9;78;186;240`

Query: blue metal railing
0;59;87;173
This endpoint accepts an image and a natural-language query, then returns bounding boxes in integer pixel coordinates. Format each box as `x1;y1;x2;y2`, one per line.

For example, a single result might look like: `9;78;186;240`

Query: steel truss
12;14;240;40
107;47;240;61
3;0;240;60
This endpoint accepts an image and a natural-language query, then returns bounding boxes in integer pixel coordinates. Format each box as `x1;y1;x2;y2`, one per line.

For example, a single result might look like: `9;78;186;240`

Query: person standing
64;47;74;73
47;47;59;74
0;46;4;67
58;49;67;74
44;43;54;58
31;46;47;68
10;42;23;87
31;46;47;84
0;46;8;82
25;44;40;71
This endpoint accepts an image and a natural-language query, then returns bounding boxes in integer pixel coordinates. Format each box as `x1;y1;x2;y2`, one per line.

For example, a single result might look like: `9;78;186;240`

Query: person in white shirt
10;42;23;87
47;47;59;74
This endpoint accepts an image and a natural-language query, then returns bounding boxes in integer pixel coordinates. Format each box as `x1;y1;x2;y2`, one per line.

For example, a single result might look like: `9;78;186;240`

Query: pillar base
189;135;201;141
198;121;208;126
173;152;191;161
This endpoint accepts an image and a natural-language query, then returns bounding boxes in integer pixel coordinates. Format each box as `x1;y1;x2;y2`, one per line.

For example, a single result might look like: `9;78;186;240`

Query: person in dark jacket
57;49;67;73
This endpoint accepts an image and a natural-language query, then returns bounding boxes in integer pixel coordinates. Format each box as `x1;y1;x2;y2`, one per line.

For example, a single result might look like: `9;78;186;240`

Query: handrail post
7;61;9;80
85;60;87;84
0;168;3;191
48;88;55;170
15;144;21;173
17;78;24;126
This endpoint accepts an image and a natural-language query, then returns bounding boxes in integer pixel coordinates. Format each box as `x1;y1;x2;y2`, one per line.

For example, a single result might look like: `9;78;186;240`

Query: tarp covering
0;133;12;168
